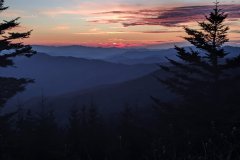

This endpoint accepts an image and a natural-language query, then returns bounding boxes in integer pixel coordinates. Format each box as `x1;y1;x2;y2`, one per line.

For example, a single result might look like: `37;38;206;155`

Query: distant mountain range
32;45;128;59
11;70;175;123
105;48;178;64
33;45;240;65
2;53;158;106
2;45;240;118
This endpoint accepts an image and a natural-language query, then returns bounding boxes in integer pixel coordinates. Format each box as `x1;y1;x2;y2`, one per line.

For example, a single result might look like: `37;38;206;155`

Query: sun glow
5;0;240;47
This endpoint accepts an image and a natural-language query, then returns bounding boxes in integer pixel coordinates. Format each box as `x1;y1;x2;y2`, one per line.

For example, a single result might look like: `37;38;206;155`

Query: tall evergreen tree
152;2;240;158
67;104;106;160
117;105;150;160
0;0;36;107
14;109;36;160
154;1;240;123
34;108;61;159
67;108;83;159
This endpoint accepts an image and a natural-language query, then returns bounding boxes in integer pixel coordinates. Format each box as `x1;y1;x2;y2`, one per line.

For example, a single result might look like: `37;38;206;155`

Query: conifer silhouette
154;1;240;123
0;0;35;107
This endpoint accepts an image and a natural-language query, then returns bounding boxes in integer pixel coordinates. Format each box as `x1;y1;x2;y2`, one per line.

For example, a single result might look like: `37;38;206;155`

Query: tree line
0;101;239;160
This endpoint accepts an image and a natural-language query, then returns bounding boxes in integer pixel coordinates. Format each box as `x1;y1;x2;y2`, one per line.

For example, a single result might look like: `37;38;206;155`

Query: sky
2;0;240;47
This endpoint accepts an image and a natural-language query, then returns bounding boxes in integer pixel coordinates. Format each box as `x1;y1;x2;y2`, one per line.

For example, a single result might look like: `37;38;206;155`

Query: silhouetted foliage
66;103;107;160
159;2;239;104
155;1;240;124
0;0;35;107
0;77;33;107
152;1;240;159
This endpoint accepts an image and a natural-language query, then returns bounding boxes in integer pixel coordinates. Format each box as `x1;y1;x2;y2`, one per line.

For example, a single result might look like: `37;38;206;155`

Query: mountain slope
32;45;128;59
2;53;158;102
17;70;174;123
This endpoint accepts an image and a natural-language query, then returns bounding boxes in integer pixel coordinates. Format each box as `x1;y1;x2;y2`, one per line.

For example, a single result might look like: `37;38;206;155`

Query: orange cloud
40;2;146;17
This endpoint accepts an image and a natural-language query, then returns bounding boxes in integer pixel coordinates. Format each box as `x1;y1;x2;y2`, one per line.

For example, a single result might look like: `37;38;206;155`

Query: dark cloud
141;30;182;33
94;9;161;16
92;4;240;27
230;30;240;33
89;19;126;24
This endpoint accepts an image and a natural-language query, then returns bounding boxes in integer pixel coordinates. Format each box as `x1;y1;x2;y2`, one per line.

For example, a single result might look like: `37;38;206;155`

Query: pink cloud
91;4;240;27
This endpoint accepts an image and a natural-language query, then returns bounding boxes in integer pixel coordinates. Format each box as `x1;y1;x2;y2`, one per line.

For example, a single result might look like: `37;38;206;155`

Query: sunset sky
3;0;240;48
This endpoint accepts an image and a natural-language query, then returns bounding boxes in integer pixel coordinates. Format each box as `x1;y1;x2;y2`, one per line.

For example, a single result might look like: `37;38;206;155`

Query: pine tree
67;108;82;159
0;112;16;159
85;103;106;160
67;104;106;160
34;108;60;159
118;105;150;160
154;1;240;123
152;3;240;158
0;0;36;107
15;109;36;159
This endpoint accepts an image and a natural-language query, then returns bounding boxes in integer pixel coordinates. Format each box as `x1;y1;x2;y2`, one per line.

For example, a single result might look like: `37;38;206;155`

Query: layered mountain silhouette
10;69;175;123
2;52;158;106
3;45;240;117
32;45;128;59
33;45;240;64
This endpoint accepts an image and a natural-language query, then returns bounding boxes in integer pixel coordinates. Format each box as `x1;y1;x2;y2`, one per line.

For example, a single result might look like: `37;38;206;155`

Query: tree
67;108;83;159
153;2;240;158
66;103;107;160
117;105;150;160
155;1;240;123
0;0;36;107
34;107;61;159
14;109;36;159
